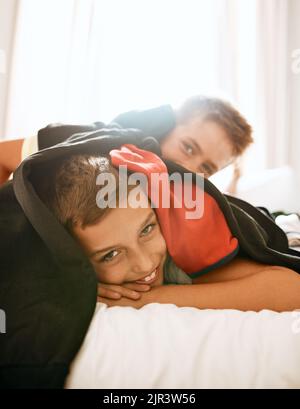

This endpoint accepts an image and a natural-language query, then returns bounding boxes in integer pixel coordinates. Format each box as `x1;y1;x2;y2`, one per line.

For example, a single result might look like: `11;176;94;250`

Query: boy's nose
177;158;199;175
132;253;156;280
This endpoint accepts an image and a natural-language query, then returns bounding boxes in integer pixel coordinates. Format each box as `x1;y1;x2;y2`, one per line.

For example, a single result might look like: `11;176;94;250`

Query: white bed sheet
65;302;300;389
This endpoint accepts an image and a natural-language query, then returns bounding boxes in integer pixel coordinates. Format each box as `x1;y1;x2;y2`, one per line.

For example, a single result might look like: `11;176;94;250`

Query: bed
65;302;300;389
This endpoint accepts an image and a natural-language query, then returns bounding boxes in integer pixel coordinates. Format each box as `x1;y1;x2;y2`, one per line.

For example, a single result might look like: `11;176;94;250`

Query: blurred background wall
0;0;299;211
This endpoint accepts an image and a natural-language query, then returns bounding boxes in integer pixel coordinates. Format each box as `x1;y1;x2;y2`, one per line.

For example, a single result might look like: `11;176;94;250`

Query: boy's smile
73;192;167;287
134;267;159;284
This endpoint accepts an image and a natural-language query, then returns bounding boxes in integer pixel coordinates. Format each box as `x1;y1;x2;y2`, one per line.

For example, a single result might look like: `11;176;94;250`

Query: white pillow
65;303;300;389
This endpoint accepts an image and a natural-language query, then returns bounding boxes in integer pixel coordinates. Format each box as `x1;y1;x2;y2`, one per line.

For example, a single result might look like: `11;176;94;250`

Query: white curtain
255;0;289;169
4;0;89;136
214;0;289;173
4;0;290;173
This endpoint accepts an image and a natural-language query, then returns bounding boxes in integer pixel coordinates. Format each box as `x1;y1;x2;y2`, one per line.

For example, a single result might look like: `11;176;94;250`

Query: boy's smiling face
73;193;167;287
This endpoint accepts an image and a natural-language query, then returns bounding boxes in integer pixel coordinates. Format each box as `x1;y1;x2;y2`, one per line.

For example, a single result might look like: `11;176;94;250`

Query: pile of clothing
275;213;300;251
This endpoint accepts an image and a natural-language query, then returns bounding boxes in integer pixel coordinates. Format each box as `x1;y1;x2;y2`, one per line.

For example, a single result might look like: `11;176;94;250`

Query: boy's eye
141;223;156;236
101;250;119;263
182;142;194;155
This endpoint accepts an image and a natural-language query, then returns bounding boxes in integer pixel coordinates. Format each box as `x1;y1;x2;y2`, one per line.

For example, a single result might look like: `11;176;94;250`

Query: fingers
98;286;122;300
97;296;117;306
97;283;150;300
122;282;151;292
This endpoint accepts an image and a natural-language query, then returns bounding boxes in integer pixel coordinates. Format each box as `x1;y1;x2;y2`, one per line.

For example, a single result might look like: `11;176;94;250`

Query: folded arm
98;266;300;312
154;267;300;312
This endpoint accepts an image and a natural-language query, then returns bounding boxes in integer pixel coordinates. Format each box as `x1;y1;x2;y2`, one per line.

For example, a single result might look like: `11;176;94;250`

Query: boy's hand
97;285;160;309
97;282;151;301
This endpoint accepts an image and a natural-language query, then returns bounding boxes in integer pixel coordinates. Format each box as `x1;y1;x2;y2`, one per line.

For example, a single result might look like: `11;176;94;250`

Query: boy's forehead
186;118;234;157
73;205;156;255
112;199;155;225
76;201;155;235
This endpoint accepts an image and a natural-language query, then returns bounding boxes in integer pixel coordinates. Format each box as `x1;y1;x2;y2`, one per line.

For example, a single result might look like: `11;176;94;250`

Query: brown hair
37;154;123;233
175;95;253;156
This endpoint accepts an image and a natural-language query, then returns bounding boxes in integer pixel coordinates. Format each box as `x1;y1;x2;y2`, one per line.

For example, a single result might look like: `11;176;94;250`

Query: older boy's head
160;96;253;177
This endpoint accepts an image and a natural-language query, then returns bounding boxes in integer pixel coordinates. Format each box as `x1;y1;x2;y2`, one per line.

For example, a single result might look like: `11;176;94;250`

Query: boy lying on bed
0;96;253;189
36;144;300;313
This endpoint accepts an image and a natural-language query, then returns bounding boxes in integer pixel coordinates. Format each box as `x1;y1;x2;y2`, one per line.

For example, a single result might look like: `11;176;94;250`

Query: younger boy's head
160;95;253;177
41;154;167;287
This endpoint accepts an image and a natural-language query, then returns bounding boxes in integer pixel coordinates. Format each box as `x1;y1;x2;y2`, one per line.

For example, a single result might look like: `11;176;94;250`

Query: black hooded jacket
0;114;300;389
